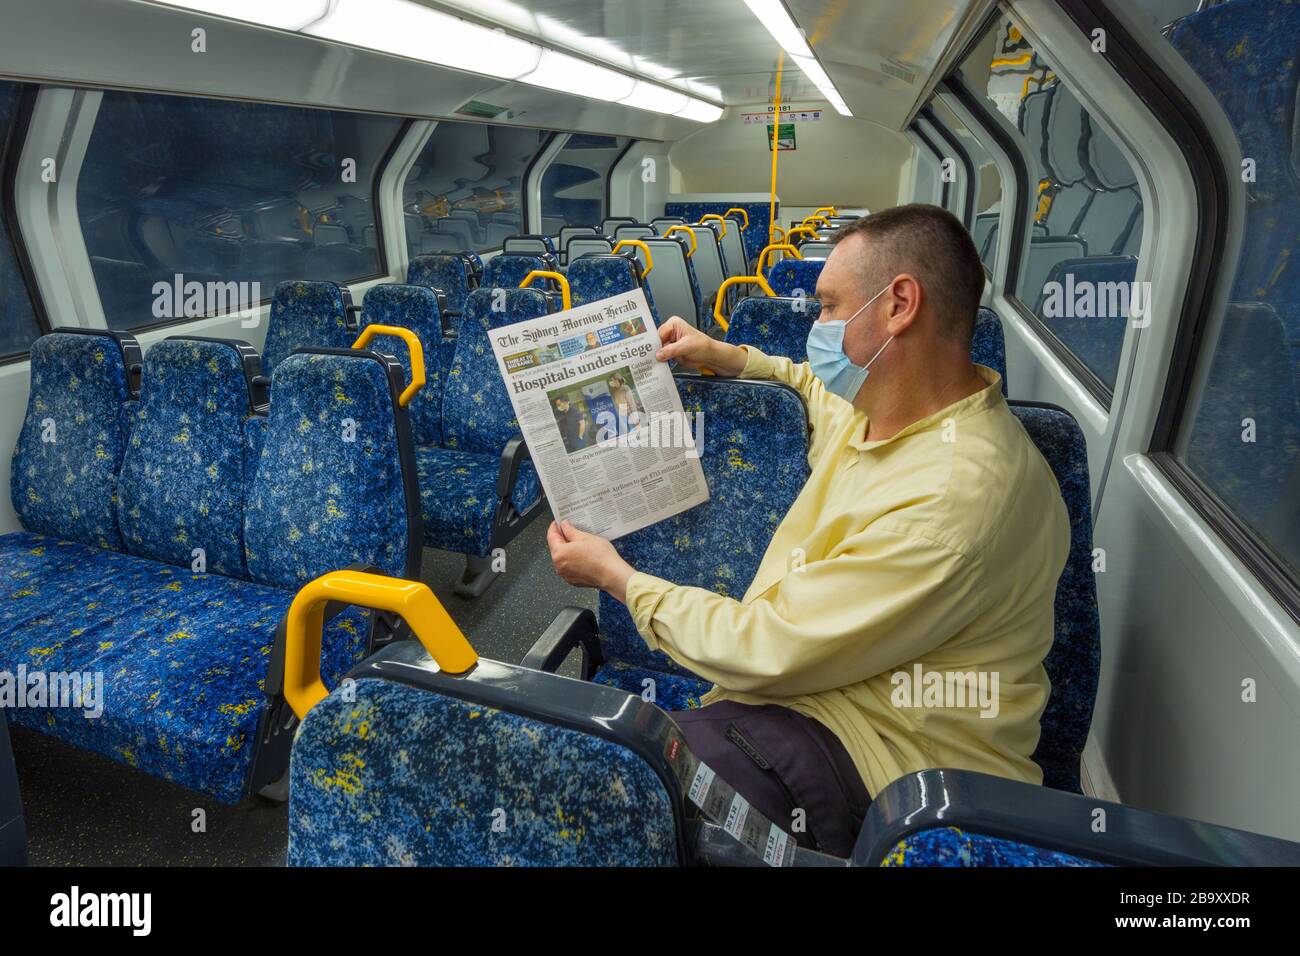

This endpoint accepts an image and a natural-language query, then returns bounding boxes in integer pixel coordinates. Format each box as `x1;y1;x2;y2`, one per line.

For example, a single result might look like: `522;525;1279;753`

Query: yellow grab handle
352;324;424;407
812;206;837;218
712;274;776;332
754;243;803;275
612;239;654;276
283;570;478;721
801;215;832;229
785;225;821;244
769;224;787;244
521;269;571;310
723;207;750;230
699;214;728;237
664;225;697;256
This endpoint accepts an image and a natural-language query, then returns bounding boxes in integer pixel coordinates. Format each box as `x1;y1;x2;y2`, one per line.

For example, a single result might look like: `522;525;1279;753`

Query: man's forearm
707;339;750;378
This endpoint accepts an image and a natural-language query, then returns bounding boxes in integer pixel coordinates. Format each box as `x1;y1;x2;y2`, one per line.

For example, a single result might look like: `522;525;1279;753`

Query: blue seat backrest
288;675;678;866
10;329;140;550
361;283;445;447
116;338;255;578
664;201;773;262
568;255;661;323
442;288;550;456
598;377;811;675
244;349;419;588
262;280;353;374
1008;402;1099;793
767;257;825;298
724;295;821;363
881;827;1104;867
481;254;550;291
1034;255;1137;390
407;254;474;314
972;307;1008;395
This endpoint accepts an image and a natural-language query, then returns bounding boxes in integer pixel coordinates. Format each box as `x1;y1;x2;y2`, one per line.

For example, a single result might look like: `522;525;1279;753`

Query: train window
78;92;401;331
539;134;631;233
402;121;548;256
0;81;43;360
930;99;1002;273
960;17;1145;398
1158;0;1300;582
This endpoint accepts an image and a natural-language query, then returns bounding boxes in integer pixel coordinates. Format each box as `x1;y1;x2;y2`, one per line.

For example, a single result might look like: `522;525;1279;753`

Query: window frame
910;122;951;212
0;83;50;365
1053;0;1297;619
919;105;976;227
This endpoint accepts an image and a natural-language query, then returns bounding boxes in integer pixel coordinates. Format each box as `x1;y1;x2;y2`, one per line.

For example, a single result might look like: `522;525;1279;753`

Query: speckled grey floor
11;514;598;866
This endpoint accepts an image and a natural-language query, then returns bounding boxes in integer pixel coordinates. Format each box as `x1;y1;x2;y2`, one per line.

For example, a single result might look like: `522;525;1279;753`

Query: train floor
11;510;600;866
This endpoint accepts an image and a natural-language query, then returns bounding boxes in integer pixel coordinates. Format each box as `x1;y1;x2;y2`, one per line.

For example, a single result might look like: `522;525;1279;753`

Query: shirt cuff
624;570;674;649
739;345;775;380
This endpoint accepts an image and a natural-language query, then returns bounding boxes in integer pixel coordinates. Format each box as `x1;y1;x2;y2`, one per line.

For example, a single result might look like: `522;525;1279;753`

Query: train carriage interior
0;0;1298;892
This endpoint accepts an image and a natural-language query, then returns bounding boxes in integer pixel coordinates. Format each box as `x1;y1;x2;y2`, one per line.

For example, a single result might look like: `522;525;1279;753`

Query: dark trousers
669;700;871;858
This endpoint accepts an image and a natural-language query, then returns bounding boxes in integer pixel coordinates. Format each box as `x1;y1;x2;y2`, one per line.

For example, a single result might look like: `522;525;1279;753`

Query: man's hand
547;520;636;604
657;316;748;377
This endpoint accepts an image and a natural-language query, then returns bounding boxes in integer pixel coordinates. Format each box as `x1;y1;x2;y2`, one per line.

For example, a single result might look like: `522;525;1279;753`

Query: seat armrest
496;434;531;498
521;607;603;681
852;769;1300;867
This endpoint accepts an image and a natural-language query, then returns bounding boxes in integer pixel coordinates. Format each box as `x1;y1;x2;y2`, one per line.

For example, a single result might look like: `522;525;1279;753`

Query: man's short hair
830;204;984;345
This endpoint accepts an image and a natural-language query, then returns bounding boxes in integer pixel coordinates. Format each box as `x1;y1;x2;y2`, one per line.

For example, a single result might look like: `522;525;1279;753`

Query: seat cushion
415;447;540;557
880;827;1105;868
0;532;370;804
592;661;711;712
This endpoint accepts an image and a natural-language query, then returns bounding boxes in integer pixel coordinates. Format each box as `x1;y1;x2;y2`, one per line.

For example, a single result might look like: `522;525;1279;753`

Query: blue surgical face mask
806;284;895;402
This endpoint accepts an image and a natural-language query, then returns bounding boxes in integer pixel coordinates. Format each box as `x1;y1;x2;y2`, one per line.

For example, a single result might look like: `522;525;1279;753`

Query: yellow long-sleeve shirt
625;347;1070;797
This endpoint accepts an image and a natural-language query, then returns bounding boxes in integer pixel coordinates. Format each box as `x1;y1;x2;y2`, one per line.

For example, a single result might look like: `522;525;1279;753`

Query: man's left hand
547;520;635;604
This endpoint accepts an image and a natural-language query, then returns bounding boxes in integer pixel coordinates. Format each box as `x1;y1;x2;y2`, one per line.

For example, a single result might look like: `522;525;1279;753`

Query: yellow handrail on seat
612;239;654;276
352;325;425;407
664;225;697;256
520;269;571;310
801;215;832;229
712;274;776;332
754;242;803;275
282;570;478;721
812;206;837;218
785;225;821;245
769;224;787;244
699;214;728;237
723;207;750;230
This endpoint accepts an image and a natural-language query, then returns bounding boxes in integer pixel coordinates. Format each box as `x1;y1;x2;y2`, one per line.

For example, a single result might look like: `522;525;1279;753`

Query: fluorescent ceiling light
791;54;853;116
522;49;637;102
619;81;689;115
675;100;725;123
149;0;331;30
742;0;812;57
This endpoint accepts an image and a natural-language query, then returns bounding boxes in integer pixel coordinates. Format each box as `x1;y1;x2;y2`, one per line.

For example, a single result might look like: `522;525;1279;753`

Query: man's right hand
656;316;748;377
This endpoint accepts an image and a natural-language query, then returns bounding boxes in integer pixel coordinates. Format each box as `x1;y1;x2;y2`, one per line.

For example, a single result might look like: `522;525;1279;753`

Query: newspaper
489;288;709;540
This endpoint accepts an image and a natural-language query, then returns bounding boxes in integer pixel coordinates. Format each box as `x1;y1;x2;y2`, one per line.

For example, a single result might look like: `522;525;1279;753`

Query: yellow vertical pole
768;52;784;245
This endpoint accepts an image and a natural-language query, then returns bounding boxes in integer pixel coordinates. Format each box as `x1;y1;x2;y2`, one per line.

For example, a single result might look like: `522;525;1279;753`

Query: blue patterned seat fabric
595;377;810;687
417;288;546;556
880;826;1104;867
723;296;821;363
288;677;678;866
592;660;711;712
261;280;355;374
972;307;1009;395
116;338;251;577
767;257;825;298
1009;404;1099;793
360;283;446;447
663;201;773;265
406;254;475;315
0;531;368;804
481;254;551;292
1034;256;1137;390
8;330;138;551
567;255;661;324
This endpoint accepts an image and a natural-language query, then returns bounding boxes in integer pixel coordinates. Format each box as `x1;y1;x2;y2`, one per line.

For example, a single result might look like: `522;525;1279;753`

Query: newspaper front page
489;288;709;540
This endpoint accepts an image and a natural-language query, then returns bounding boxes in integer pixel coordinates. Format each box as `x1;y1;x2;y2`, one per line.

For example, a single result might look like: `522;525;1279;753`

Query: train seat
567;253;662;323
767;256;824;297
563;235;614;263
723;295;821;362
415;288;548;597
261;280;358;374
556;225;598;265
502;234;556;257
641;235;703;328
481;253;556;291
526;375;811;708
0;333;422;802
406;253;479;316
683;225;726;311
663;201;772;263
717;215;749;278
856;768;1300;866
973;307;1009;395
360;283;447;446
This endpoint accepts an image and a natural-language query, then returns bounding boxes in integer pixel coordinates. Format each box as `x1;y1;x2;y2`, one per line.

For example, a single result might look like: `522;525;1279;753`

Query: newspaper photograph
489;288;709;540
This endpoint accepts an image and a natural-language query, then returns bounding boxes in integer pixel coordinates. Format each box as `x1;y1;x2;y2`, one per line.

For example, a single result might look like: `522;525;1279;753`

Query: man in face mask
547;204;1070;857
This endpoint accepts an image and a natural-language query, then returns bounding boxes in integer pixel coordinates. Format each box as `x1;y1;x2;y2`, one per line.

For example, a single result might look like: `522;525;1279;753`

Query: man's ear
884;274;922;336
